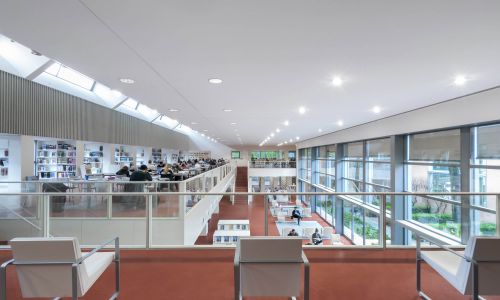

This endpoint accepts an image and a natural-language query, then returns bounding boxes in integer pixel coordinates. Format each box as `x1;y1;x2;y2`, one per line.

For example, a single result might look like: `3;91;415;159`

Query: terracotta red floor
2;248;498;300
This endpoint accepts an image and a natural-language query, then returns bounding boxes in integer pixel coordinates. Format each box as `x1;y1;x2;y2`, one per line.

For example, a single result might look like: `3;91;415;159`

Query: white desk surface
213;230;251;237
218;219;250;225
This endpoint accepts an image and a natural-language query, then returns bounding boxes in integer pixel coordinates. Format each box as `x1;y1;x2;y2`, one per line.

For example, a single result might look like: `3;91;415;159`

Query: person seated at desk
115;165;130;177
130;165;153;182
287;229;299;236
290;206;303;225
147;160;156;172
160;164;174;180
312;228;323;245
157;160;166;169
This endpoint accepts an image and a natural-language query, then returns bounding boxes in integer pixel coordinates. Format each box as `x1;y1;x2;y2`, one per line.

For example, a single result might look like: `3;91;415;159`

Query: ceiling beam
25;59;54;81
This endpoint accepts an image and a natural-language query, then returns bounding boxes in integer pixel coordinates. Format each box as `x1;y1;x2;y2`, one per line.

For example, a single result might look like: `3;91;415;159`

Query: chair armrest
77;236;120;264
416;233;468;261
233;246;240;269
301;251;309;268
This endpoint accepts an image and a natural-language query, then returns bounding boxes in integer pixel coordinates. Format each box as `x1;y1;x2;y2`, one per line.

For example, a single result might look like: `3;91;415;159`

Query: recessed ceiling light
223;109;232;112
298;106;306;114
284;120;289;126
331;76;343;87
203;129;208;132
284;141;288;144
337;120;344;126
372;106;381;114
276;128;280;133
201;133;205;137
296;136;300;140
270;133;275;137
191;122;198;125
454;75;467;86
318;128;323;133
289;139;293;142
208;78;223;84
231;122;237;125
120;78;135;84
168;108;179;112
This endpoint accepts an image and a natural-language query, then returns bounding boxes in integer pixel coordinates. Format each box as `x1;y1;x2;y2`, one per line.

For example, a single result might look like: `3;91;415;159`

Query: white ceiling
1;0;500;146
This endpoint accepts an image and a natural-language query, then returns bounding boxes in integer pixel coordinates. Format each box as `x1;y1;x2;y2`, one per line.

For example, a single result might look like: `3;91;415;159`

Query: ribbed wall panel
0;70;189;148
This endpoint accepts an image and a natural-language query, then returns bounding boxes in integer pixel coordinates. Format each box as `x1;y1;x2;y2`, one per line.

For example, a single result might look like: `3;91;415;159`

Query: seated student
312;228;323;245
115;165;130;177
125;165;153;209
287;229;299;236
147;160;156;172
130;165;153;182
160;164;174;180
290;206;303;225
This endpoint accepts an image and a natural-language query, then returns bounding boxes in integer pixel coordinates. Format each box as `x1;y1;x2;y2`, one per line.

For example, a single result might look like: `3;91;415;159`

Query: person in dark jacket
116;165;130;177
123;165;152;209
130;165;153;182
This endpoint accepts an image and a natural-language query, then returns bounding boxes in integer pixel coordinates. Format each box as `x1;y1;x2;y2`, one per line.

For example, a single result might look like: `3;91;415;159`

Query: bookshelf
136;147;146;167
0;143;8;178
114;145;134;167
35;140;77;179
84;143;104;174
152;148;163;164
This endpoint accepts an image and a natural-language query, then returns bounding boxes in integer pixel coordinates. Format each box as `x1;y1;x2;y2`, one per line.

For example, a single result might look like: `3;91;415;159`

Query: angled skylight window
154;115;179;129
137;104;159;120
44;62;94;90
121;98;138;110
0;34;51;77
44;62;61;75
93;82;126;107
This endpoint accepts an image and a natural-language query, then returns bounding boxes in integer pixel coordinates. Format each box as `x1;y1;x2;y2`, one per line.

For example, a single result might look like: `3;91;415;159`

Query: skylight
44;62;94;90
92;82;126;107
137;104;159;120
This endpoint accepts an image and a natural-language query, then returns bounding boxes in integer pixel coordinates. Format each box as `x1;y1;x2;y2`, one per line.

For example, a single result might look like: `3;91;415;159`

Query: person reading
312;228;323;245
290;207;302;225
287;229;299;236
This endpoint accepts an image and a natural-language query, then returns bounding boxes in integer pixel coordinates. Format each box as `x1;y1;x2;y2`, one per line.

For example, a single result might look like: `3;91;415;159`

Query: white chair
302;208;312;218
417;235;500;300
302;227;316;239
322;227;334;239
1;237;120;300
277;211;287;223
331;234;342;245
234;237;309;300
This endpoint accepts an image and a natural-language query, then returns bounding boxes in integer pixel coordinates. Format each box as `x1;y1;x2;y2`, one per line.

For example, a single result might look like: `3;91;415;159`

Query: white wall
188;133;233;160
297;86;500;148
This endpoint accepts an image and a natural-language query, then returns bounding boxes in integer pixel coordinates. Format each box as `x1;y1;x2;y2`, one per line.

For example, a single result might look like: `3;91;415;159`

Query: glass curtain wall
470;124;499;236
405;129;462;241
312;145;336;225
298;122;500;246
340;139;390;245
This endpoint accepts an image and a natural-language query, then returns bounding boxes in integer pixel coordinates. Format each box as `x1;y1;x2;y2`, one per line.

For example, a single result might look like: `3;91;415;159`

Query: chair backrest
9;237;87;298
322;227;334;239
332;234;342;245
239;237;302;262
303;207;311;216
237;237;303;297
302;227;316;238
457;236;500;295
